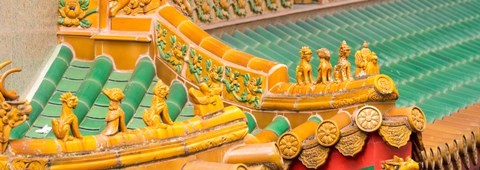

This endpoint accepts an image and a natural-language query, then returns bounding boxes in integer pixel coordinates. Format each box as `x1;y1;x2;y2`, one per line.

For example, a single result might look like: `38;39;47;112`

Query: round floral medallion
315;121;340;147
355;106;382;132
277;133;301;159
408;107;426;132
374;75;394;94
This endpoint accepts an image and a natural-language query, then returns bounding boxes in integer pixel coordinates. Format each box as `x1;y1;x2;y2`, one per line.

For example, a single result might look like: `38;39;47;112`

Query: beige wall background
0;0;58;98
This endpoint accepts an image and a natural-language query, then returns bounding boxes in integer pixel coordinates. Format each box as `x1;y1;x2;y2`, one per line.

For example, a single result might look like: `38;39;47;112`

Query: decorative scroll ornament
58;0;97;28
156;23;187;73
299;140;330;169
222;67;263;107
278;133;301;159
335;130;367;156
355;106;382;132
173;0;194;17
11;159;47;170
232;0;247;16
316;120;340;147
265;0;278;10
379;125;411;148
0;61;32;153
248;0;263;14
195;0;213;22
213;0;231;19
109;0;162;16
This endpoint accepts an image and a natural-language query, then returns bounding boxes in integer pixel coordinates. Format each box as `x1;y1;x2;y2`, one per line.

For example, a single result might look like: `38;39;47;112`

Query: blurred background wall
0;0;58;97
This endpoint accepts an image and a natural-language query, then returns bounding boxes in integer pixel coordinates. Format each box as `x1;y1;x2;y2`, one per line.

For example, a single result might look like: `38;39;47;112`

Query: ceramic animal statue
382;156;419;170
109;0;161;16
316;48;332;84
51;92;82;141
354;41;370;77
366;52;380;75
333;40;353;83
102;88;127;136
296;46;314;85
0;60;32;153
143;80;173;128
189;83;223;116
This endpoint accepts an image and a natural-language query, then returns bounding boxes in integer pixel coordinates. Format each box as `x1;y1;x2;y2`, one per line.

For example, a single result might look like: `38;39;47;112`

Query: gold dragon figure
0;60;32;153
109;0;162;16
51;92;82;141
316;48;333;84
333;40;353;83
296;46;314;85
382;156;419;170
142;80;173;128
188;83;223;116
102;88;127;136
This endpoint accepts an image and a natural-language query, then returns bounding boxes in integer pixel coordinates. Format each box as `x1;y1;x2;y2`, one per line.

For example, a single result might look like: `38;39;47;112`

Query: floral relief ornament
355;106;382;132
59;0;98;28
316;121;340;147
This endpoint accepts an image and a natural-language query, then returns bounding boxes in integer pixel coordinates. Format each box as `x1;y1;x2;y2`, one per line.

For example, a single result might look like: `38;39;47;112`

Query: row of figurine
296;41;379;85
52;80;223;141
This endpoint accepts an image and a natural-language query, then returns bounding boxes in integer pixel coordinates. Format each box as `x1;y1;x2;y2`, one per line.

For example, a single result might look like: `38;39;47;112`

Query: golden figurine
366;52;380;75
142;80;173;128
296;46;314;85
0;60;32;153
188;83;223;116
51;92;82;141
333;41;353;82
315;48;333;84
102;88;127;136
382;156;419;170
354;41;370;77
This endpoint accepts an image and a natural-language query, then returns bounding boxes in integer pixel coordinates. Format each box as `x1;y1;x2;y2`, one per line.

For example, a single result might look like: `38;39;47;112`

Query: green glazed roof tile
32;116;54;128
80;117;106;131
85;105;109;119
42;104;62;117
63;67;89;80
140;94;153;107
103;80;128;90
108;72;132;82
56;79;83;92
49;91;63;105
24;128;47;139
127;118;146;129
71;60;93;68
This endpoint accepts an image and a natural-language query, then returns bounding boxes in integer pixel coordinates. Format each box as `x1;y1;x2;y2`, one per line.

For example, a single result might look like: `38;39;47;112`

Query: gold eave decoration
299;139;330;169
378;121;412;148
334;127;367;157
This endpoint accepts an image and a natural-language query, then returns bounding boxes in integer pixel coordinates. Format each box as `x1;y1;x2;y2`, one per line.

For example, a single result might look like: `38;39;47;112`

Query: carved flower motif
59;0;85;26
316;121;339;146
410;108;425;131
356;107;382;132
278;134;300;158
58;0;97;28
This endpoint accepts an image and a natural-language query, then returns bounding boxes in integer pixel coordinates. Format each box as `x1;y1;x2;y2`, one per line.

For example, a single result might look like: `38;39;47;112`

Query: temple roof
219;0;480;122
10;46;189;139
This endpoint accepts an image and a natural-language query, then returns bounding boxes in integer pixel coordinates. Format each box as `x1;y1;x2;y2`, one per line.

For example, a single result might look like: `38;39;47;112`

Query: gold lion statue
52;92;82;141
102;88;127;136
142;80;173;128
333;40;353;83
296;46;314;85
316;48;333;84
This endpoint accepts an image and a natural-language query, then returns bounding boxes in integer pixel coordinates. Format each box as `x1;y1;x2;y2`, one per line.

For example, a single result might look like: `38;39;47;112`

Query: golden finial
102;88;125;102
363;41;368;48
